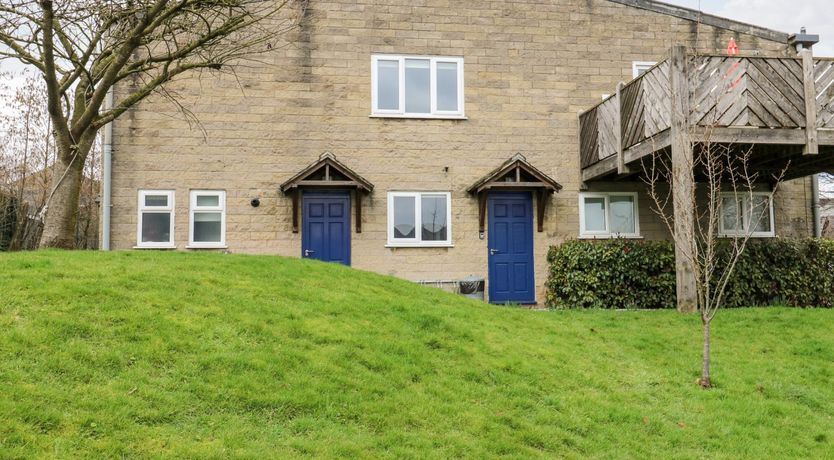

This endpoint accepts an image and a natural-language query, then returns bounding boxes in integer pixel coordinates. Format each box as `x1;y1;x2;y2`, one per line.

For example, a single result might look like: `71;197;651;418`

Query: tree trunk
699;319;712;388
38;145;89;249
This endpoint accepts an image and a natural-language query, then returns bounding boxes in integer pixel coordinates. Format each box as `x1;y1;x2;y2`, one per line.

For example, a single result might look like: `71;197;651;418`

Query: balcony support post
670;45;698;313
801;48;819;155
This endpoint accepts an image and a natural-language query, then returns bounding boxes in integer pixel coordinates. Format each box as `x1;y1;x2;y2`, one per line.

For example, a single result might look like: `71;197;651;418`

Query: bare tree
642;134;786;388
1;69;102;249
0;0;304;247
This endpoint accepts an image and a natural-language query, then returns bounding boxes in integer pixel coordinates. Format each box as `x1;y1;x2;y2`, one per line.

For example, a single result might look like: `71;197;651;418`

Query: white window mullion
458;60;465;114
398;58;406;115
430;59;437;114
604;195;611;234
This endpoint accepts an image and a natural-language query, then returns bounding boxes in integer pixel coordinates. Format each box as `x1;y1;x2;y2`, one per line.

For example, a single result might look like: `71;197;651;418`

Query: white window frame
136;190;175;248
632;61;657;78
188;190;227;248
578;192;641;238
371;55;465;119
719;192;776;238
386;191;453;247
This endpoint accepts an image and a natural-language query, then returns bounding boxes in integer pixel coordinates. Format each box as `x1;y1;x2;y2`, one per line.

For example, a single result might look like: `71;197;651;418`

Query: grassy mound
1;250;832;458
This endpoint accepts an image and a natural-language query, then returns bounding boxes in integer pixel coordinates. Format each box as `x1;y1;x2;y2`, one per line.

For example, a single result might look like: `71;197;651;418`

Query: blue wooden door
302;191;351;265
488;192;535;304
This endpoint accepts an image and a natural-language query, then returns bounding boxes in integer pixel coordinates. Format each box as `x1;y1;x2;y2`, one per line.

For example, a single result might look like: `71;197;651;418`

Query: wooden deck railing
579;53;834;170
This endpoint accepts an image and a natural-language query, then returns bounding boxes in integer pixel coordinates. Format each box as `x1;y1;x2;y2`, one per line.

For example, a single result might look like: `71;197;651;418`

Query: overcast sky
665;0;833;55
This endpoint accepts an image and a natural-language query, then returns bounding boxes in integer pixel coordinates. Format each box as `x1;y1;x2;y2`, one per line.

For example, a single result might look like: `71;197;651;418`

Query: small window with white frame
719;192;775;237
371;55;464;118
189;190;226;248
632;61;656;78
137;190;175;248
579;192;640;238
387;192;452;247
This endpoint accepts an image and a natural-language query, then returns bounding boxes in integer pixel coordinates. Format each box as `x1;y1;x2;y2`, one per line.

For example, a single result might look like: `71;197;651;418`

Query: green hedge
546;239;834;309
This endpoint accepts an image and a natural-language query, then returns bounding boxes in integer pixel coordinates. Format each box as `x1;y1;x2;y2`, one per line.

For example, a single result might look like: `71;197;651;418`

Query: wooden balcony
579;47;834;183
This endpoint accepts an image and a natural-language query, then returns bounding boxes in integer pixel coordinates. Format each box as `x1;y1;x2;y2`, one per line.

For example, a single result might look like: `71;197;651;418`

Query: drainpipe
812;174;821;237
101;88;113;250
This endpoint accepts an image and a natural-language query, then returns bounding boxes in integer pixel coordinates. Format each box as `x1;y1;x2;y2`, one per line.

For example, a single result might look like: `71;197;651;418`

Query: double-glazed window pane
393;196;416;239
583;197;606;232
193;212;222;243
196;195;219;207
421;195;447;241
750;196;771;233
377;59;399;110
404;59;430;113
141;212;171;243
722;197;743;232
436;62;458;111
609;196;635;234
144;195;168;207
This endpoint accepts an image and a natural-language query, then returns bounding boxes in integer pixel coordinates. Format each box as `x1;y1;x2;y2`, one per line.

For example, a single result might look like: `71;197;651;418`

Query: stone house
106;0;833;304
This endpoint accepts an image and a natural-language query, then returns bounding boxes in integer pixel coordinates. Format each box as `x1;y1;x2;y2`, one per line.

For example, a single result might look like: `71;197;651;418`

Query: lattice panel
816;59;834;128
579;110;599;168
639;61;671;141
596;97;619;161
689;56;810;129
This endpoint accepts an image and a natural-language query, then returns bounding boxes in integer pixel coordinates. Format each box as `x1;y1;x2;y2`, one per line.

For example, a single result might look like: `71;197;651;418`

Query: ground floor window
579;192;640;238
189;190;226;247
137;190;175;248
720;192;774;237
387;191;452;247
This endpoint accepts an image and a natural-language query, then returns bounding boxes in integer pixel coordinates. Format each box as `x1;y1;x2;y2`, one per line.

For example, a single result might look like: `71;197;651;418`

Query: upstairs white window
632;61;656;78
189;190;226;248
387;192;452;247
137;190;175;248
720;192;775;237
579;192;640;238
372;55;464;118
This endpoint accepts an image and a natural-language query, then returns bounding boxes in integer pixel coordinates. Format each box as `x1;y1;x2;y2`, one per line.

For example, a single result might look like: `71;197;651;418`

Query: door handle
304;249;315;257
490;248;499;255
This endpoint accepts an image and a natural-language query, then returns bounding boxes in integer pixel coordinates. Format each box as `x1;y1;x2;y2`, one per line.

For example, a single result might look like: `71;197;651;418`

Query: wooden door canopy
280;152;374;233
466;153;562;233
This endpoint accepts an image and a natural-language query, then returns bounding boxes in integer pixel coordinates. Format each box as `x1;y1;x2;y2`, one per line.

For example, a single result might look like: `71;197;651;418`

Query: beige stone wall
110;0;812;303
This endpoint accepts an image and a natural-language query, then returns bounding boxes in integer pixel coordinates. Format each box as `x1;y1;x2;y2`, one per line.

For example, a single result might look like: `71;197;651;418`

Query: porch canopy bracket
466;153;562;233
280;152;374;233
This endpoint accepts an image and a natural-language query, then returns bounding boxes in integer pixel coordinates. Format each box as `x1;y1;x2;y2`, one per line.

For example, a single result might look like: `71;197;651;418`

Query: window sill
386;243;455;248
133;244;176;249
719;234;776;238
370;113;467;120
186;245;228;249
578;235;644;240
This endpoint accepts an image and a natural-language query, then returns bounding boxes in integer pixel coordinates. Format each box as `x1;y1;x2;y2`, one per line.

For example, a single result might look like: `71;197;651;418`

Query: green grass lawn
1;251;832;458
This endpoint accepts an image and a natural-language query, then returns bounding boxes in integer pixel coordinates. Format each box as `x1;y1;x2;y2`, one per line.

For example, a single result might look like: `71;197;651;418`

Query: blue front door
302;191;351;265
488;192;535;304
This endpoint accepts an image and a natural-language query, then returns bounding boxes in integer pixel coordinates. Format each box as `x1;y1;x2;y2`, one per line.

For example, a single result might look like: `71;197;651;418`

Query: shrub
546;239;834;309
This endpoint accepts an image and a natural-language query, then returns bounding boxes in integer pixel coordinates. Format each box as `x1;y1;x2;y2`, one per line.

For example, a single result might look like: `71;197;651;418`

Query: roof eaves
607;0;790;44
